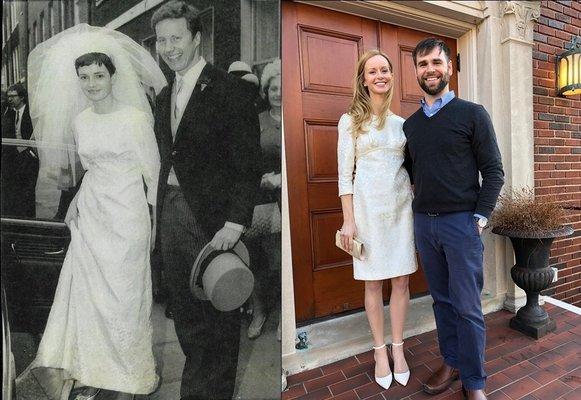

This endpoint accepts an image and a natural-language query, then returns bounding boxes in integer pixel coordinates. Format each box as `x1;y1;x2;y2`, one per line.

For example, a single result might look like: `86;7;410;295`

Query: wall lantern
556;36;581;97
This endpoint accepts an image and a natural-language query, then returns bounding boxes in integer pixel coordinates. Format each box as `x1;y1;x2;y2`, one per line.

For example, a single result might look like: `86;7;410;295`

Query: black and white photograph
1;1;281;399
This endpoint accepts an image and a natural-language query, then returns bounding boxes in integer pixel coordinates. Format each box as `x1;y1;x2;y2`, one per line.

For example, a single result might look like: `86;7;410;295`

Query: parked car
1;138;71;397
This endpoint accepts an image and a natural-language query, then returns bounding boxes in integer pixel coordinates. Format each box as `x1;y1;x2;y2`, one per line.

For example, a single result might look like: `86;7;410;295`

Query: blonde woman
337;50;417;390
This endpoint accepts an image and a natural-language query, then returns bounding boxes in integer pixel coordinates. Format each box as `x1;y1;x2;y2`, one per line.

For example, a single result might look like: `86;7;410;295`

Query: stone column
498;0;541;312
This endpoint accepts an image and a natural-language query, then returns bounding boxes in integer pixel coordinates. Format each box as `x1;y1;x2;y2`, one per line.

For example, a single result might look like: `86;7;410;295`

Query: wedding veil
28;23;167;188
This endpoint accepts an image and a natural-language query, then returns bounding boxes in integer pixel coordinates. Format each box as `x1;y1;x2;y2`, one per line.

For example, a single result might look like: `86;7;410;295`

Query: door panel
284;1;379;321
313;267;364;316
400;48;425;102
284;1;457;321
311;210;347;271
305;123;340;182
299;28;361;95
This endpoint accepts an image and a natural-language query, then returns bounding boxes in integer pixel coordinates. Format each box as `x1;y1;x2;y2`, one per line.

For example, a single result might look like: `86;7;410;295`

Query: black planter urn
492;225;574;339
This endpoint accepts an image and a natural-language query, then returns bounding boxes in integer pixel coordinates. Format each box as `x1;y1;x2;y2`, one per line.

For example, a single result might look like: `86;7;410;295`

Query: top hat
190;241;254;312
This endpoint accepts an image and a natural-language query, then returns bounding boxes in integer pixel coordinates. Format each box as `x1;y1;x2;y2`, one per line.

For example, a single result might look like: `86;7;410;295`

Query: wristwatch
474;216;488;228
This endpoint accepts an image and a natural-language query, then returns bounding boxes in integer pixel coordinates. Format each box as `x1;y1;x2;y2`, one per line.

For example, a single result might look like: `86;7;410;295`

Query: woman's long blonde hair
348;50;394;138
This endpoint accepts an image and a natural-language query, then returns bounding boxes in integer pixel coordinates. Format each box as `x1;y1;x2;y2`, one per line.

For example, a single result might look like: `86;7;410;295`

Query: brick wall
533;1;581;306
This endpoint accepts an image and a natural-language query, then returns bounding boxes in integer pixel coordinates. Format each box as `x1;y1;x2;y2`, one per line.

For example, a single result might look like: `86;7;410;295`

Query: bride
23;24;167;399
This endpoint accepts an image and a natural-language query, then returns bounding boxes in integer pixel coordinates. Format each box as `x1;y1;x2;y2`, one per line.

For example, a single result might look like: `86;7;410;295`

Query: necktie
174;78;183;119
15;111;20;138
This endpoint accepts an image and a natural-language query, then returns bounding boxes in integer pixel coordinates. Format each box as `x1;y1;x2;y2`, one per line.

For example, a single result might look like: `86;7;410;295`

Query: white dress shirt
15;104;27;152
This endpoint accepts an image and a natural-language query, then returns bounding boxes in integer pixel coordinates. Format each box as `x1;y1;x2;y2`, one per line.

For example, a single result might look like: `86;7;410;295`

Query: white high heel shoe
373;344;393;390
391;342;410;386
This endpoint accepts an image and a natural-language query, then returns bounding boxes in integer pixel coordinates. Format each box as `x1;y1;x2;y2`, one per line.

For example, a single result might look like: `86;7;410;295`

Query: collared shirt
420;90;455;118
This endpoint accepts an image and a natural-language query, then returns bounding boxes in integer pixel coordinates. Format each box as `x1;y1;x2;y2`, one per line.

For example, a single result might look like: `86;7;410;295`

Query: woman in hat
246;59;282;340
24;24;166;400
337;50;417;390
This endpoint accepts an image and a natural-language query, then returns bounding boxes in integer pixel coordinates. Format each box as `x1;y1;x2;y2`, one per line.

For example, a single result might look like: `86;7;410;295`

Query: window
60;0;67;31
29;27;34;50
49;2;55;36
15;46;20;82
10;1;18;32
199;8;214;64
74;0;80;25
241;0;280;67
1;62;7;87
33;21;38;49
252;0;279;62
2;14;6;47
11;46;20;82
40;12;45;43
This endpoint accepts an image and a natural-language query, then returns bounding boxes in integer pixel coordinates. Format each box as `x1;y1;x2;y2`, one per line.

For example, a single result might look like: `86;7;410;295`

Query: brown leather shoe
423;362;459;394
462;387;487;400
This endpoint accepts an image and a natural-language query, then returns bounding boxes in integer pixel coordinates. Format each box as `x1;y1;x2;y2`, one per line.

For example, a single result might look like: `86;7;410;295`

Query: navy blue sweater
403;97;504;218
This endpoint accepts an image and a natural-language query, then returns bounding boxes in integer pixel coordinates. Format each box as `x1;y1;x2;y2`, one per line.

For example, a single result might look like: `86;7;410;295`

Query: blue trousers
414;211;486;390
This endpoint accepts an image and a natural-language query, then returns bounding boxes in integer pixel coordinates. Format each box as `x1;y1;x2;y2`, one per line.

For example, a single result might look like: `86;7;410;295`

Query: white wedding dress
337;113;417;280
32;105;160;394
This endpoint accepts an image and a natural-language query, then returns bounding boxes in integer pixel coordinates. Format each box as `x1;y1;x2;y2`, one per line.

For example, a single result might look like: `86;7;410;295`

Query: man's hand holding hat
210;225;243;251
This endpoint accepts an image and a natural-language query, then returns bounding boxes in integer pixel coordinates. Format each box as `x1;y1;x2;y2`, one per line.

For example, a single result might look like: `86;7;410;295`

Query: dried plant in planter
490;187;574;339
490;188;567;236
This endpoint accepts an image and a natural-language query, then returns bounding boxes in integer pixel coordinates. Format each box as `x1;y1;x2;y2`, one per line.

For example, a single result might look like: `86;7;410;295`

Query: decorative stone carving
500;1;541;44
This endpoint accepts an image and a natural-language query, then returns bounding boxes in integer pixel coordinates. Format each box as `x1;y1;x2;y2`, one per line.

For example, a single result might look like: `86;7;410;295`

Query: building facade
2;1;29;86
2;0;88;88
2;0;279;89
533;0;581;306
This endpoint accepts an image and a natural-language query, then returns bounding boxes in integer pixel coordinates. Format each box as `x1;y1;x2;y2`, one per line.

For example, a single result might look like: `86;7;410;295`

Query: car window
1;138;79;222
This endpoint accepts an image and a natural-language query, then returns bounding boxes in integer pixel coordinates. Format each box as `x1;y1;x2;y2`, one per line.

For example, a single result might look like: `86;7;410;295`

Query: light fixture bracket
564;36;580;51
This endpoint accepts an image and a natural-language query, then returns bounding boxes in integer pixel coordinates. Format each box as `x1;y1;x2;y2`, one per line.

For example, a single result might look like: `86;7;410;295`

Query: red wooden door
283;1;458;322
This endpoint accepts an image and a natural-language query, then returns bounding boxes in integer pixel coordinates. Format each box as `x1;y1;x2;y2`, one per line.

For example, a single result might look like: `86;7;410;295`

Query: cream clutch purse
335;230;366;261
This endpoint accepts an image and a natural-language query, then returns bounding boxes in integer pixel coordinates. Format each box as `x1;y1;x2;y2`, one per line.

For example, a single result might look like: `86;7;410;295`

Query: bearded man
403;37;504;400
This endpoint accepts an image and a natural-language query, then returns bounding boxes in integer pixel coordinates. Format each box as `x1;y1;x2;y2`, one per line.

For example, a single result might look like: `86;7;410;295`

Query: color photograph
280;1;580;399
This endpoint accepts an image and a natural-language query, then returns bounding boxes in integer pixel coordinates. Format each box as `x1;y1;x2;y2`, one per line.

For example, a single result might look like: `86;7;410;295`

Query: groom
403;38;504;400
151;1;261;399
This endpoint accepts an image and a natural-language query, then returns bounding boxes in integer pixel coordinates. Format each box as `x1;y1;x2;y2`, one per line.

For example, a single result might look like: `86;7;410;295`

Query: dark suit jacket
2;105;38;218
154;63;262;235
3;105;33;140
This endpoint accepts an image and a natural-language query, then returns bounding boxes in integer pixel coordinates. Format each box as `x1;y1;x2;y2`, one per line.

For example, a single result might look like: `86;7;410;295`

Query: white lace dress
337;113;417;280
32;106;160;394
